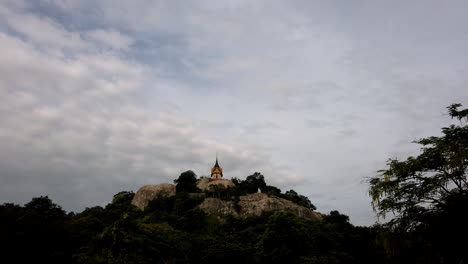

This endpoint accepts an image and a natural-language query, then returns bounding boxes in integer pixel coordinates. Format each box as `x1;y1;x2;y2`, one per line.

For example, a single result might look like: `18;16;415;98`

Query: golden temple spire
211;153;223;179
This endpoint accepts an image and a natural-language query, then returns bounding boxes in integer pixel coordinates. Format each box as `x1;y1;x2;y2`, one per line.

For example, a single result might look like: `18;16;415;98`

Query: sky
1;0;467;226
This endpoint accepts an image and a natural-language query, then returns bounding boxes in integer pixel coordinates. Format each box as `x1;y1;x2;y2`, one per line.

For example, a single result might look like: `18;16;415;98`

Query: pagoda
211;156;223;180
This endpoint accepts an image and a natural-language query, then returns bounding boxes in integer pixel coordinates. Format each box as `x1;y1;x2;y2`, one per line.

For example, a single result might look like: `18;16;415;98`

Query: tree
111;191;135;205
369;104;468;263
264;185;281;195
106;191;137;218
18;196;71;262
258;213;310;263
174;170;200;193
325;210;350;225
238;172;267;194
369;104;468;230
284;190;317;211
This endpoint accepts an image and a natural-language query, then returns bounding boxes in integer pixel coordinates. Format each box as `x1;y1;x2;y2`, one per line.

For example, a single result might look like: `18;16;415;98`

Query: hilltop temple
211;156;223;180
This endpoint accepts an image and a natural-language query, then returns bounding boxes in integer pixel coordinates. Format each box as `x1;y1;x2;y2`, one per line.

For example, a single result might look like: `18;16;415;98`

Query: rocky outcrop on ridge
132;181;321;221
131;183;176;209
198;193;322;220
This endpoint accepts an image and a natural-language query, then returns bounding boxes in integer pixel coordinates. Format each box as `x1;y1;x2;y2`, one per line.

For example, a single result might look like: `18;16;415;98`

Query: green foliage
106;191;137;219
369;103;468;263
325;210;350;225
233;172;267;194
111;191;135;205
263;185;281;195
258;212;311;263
0;191;387;263
174;170;201;193
447;103;468;121
0;196;72;263
283;190;317;210
231;173;317;211
369;103;468;229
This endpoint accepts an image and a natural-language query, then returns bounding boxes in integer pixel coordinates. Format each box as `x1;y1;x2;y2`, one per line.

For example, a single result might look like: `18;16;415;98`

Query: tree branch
414;172;451;195
422;196;443;205
441;168;464;192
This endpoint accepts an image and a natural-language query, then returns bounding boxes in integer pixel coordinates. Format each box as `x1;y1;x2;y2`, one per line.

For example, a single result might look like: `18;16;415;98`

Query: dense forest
0;104;467;264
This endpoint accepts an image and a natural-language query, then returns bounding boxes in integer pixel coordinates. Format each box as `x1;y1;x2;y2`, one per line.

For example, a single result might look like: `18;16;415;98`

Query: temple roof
211;155;223;177
213;157;220;168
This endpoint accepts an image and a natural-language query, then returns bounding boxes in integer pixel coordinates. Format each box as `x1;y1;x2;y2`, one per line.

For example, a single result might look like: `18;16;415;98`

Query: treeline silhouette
0;192;383;263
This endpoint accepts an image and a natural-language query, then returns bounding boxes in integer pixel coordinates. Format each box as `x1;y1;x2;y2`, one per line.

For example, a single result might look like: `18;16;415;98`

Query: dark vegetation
0;194;380;264
368;103;468;263
0;104;466;263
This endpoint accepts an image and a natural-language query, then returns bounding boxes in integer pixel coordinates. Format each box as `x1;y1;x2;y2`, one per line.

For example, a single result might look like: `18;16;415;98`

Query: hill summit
132;175;322;221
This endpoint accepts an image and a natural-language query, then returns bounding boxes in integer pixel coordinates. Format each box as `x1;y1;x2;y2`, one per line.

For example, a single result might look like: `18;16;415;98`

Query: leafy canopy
174;170;200;193
369;104;468;230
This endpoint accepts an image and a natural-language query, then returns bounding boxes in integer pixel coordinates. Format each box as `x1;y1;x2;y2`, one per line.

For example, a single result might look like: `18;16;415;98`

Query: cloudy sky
1;0;467;225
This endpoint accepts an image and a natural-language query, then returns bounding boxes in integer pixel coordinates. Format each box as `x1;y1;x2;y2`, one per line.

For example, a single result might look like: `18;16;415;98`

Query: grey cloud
0;5;289;213
82;29;134;51
1;0;468;226
306;119;329;128
242;122;280;134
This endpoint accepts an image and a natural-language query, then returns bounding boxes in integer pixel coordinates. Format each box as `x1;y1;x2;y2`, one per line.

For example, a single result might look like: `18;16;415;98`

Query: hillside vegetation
0;173;382;263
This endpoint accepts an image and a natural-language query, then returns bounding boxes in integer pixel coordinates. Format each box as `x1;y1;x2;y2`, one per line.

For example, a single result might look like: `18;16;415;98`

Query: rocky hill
198;192;323;220
131;183;176;209
131;180;322;220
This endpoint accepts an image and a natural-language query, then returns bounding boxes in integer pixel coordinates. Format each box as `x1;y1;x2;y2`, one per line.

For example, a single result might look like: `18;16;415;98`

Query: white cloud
0;4;88;52
85;29;134;50
0;5;292;213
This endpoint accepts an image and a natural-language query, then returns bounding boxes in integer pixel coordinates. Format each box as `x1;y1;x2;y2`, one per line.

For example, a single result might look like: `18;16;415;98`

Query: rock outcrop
196;178;235;191
131;183;176;209
132;181;322;221
198;193;322;220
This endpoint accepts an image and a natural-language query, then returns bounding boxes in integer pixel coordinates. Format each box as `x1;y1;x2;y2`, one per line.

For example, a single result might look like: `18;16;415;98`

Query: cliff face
132;181;322;220
131;183;176;209
132;179;234;209
198;193;322;220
